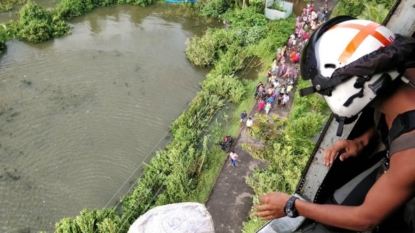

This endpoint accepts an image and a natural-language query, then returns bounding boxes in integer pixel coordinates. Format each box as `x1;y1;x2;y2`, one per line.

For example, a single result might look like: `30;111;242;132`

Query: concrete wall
264;0;292;20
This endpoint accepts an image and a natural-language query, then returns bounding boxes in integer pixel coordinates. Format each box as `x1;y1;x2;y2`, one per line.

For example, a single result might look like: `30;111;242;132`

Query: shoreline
1;1;296;232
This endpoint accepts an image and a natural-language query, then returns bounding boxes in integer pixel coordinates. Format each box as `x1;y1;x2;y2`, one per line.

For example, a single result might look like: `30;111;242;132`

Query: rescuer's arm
323;126;378;166
254;148;415;231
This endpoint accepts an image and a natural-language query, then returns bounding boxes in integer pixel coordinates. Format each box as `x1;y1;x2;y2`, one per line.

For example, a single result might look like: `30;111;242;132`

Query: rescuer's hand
253;192;290;220
323;139;363;166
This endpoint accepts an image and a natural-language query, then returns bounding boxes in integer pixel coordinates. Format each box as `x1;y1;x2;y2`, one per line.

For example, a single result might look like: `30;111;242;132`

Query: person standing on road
282;93;290;107
240;110;247;127
246;117;253;133
229;151;239;167
258;99;265;112
265;102;272;115
286;84;293;94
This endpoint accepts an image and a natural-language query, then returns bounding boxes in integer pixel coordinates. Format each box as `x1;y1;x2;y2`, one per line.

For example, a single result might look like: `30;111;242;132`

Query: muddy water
0;5;219;232
0;0;309;23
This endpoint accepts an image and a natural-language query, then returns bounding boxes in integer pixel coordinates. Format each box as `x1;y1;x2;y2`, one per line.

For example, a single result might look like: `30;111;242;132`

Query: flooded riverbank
0;5;220;232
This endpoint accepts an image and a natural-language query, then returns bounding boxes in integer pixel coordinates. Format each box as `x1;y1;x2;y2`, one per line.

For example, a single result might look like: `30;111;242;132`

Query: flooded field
0;4;219;232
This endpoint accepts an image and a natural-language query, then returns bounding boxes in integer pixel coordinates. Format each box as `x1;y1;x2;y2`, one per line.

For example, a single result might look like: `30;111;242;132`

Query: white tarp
128;202;215;233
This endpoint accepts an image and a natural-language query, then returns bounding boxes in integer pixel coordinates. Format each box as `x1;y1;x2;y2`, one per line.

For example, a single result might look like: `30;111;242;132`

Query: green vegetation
1;0;315;232
0;0;26;12
186;7;294;70
0;24;13;51
241;0;400;229
242;80;330;232
54;0;157;20
13;1;70;43
48;3;295;232
332;0;395;23
357;2;389;24
55;209;121;233
194;0;232;17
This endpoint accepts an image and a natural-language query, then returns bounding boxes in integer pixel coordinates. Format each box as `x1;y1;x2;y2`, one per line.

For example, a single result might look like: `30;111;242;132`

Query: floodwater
0;4;220;232
0;0;310;23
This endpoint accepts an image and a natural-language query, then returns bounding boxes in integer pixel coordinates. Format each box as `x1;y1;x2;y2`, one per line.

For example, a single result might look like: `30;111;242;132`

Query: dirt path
205;1;339;232
205;103;291;233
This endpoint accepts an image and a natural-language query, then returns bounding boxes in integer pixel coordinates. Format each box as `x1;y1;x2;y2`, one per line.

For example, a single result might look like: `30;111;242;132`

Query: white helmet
299;16;415;136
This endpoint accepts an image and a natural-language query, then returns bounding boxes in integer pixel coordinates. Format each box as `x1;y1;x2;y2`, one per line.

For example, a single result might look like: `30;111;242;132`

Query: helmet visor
300;16;356;80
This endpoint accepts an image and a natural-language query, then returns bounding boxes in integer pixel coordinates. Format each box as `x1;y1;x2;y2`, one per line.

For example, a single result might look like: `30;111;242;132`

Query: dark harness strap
390;131;415;156
378;110;415;151
377;110;415;169
389;110;415;142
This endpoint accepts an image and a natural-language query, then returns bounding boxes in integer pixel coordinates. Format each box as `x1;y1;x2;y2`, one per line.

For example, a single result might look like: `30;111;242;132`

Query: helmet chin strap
398;60;415;88
334;114;359;136
401;77;415;88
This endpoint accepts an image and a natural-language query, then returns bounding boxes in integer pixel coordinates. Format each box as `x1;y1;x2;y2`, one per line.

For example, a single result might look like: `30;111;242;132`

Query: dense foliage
13;2;70;43
0;24;13;51
56;0;157;19
194;0;232;17
0;0;26;12
202;74;247;103
186;7;295;70
55;0;156;20
242;79;330;232
357;2;389;24
222;7;267;28
0;0;27;51
55;0;97;20
245;16;295;60
55;209;121;233
332;0;395;23
186;29;241;67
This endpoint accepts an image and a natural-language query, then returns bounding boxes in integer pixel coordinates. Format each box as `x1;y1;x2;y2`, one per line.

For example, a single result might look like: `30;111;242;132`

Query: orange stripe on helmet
330;22;393;64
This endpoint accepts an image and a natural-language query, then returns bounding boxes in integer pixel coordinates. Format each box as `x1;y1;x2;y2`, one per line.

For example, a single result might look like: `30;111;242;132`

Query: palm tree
358;3;389;24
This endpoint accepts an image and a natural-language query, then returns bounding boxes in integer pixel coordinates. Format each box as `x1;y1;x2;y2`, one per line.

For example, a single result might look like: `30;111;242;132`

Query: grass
1;3;293;230
190;68;265;203
191;146;228;202
228;74;265;136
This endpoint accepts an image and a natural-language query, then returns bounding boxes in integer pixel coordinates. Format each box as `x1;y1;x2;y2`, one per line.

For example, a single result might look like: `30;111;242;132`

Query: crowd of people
253;2;329;115
233;1;332;169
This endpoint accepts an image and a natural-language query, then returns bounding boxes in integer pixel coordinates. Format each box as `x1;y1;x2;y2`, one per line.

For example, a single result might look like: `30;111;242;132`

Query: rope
102;130;171;210
92;131;172;233
240;56;256;78
116;185;163;233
